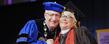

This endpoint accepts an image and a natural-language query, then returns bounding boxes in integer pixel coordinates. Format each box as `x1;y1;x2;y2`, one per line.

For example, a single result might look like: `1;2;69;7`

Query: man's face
44;10;61;31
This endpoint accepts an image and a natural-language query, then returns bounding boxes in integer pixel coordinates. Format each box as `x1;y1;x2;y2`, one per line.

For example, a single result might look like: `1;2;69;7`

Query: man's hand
46;39;54;44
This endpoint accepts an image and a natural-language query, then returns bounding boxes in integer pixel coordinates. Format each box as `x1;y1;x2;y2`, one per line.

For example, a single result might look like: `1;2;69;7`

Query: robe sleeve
81;26;97;44
16;20;38;43
79;26;97;44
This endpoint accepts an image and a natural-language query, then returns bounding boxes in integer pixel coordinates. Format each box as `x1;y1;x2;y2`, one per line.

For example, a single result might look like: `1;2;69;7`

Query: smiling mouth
50;21;56;23
63;22;68;24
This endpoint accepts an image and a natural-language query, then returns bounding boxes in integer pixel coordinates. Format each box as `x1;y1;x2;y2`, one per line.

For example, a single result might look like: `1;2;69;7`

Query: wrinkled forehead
45;10;60;14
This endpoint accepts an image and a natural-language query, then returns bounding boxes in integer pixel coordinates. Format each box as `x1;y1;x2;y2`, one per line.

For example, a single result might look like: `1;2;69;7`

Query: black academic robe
54;26;97;44
74;26;97;44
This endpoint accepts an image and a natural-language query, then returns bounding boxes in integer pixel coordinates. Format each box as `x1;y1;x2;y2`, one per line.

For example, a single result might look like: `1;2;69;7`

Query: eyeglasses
61;15;73;19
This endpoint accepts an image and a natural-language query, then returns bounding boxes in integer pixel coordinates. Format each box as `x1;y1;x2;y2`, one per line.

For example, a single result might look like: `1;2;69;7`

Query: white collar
60;29;70;34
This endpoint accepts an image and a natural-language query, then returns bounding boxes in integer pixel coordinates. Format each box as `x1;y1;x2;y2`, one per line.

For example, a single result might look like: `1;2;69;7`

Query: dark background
0;0;109;44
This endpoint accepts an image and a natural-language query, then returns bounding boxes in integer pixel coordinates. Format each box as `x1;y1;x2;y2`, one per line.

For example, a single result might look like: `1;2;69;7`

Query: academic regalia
16;20;46;44
36;19;60;40
54;28;75;44
54;26;97;44
44;24;60;39
76;26;97;44
16;2;64;44
16;19;60;44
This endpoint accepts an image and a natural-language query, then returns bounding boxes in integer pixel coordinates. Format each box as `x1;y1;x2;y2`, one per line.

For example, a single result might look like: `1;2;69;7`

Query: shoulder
79;26;88;31
76;26;89;34
74;26;90;38
26;20;36;24
23;20;38;27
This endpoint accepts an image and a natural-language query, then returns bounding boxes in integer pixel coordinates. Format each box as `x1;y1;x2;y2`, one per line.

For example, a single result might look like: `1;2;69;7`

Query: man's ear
44;13;47;20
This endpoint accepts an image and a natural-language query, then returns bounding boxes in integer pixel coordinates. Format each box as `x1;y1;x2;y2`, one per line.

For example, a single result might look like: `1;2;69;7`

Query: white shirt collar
60;29;70;34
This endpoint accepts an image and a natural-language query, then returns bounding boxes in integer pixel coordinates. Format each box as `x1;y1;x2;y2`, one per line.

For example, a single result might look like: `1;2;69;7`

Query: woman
54;11;97;44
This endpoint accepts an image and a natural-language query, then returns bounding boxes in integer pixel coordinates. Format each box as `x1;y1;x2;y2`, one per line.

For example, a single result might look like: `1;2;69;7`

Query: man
16;2;64;44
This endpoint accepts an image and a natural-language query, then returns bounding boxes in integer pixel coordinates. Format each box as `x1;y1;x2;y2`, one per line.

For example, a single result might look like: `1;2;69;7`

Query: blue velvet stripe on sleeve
16;20;38;43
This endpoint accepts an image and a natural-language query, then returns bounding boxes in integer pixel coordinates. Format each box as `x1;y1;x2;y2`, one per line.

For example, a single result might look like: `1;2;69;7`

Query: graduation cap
43;2;64;12
64;1;86;21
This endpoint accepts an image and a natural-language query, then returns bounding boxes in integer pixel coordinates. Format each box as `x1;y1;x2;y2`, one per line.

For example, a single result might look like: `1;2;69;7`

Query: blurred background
0;0;109;44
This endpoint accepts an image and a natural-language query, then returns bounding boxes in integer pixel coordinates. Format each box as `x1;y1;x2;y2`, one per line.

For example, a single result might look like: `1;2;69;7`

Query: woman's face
60;11;75;30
